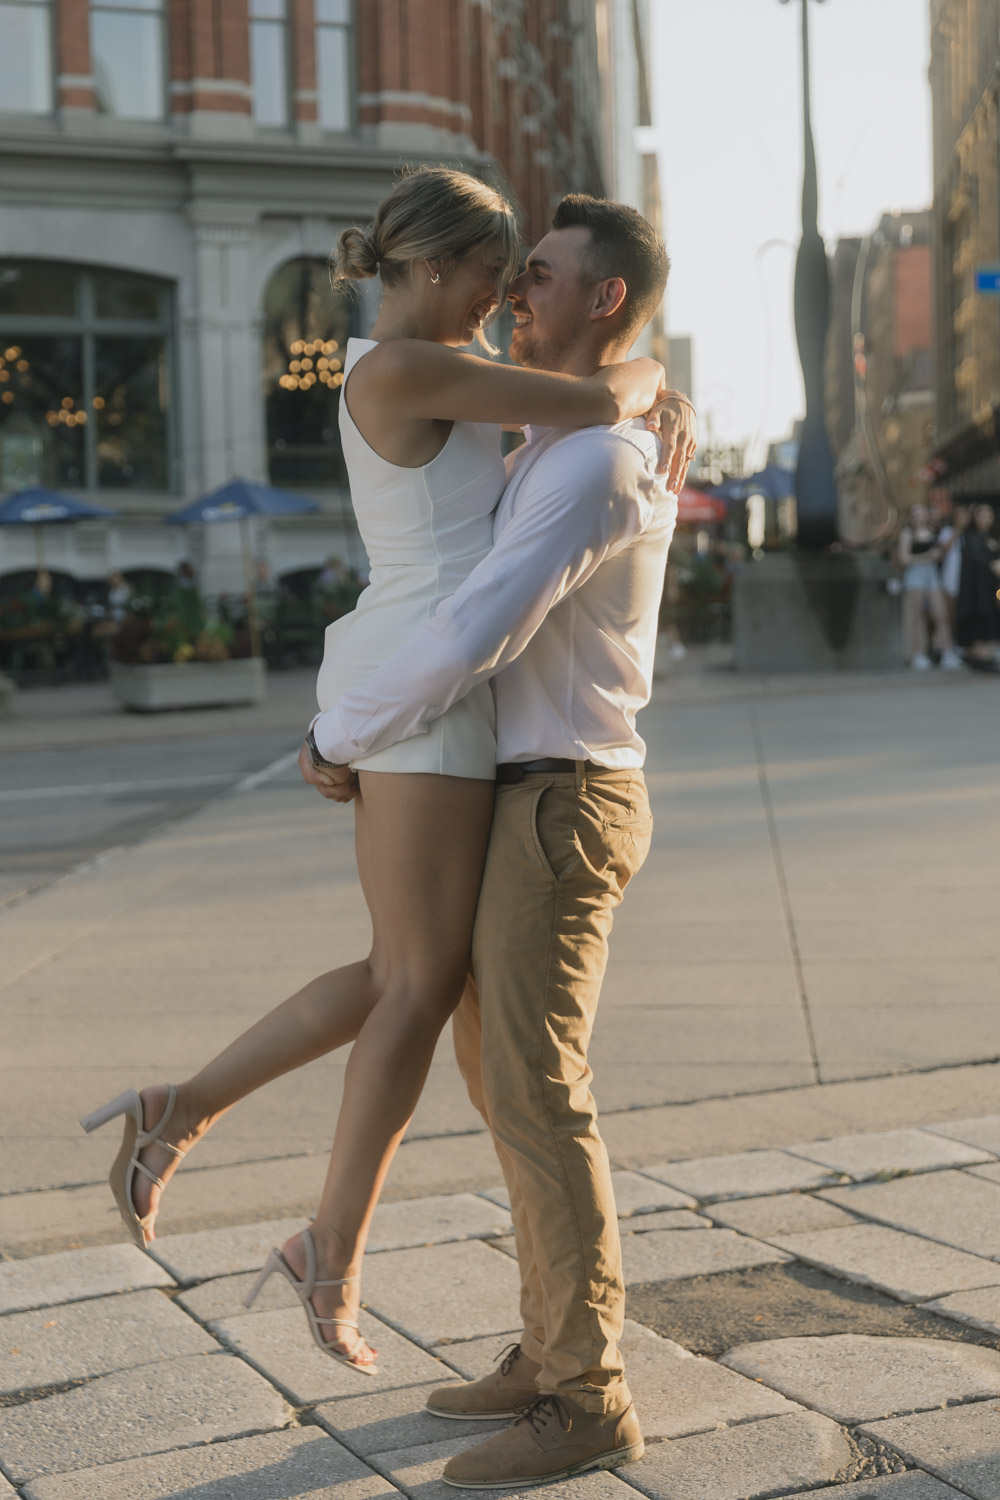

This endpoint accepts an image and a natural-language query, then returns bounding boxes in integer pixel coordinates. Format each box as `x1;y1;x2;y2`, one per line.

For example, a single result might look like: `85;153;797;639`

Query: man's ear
589;277;627;322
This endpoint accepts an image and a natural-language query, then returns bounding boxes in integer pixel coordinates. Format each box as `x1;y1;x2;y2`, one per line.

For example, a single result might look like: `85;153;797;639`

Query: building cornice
0;126;492;176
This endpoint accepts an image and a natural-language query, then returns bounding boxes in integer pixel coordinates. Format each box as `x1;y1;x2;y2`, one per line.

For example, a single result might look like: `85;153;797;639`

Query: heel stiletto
243;1226;377;1375
80;1085;186;1250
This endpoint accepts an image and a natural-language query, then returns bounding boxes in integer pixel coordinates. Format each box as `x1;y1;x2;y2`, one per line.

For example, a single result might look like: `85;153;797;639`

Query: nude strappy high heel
80;1085;186;1250
243;1225;377;1375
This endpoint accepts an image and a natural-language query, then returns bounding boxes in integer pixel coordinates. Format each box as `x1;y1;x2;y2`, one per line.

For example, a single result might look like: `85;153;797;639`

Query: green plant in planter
113;584;249;665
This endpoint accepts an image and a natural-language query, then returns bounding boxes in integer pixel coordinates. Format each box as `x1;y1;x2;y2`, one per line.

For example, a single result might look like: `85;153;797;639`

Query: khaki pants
453;766;652;1414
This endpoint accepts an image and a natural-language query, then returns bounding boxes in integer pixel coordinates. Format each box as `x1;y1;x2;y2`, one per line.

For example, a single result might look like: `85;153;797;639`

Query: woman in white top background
897;501;962;670
81;168;692;1372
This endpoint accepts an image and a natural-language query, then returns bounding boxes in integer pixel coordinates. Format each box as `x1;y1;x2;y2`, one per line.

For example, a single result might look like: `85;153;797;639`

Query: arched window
262;257;355;486
0;262;174;493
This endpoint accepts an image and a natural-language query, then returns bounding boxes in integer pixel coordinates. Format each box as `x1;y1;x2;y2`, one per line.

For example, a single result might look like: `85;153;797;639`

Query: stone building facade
0;0;615;593
929;0;1000;503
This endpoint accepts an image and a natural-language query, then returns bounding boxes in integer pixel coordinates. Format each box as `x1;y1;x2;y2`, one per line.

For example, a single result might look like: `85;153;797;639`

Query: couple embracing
82;166;697;1490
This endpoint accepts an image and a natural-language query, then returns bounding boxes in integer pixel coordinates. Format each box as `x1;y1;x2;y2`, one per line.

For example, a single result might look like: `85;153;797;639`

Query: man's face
507;227;598;370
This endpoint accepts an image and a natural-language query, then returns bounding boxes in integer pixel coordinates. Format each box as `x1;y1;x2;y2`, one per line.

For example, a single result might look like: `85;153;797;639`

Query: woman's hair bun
332;225;380;284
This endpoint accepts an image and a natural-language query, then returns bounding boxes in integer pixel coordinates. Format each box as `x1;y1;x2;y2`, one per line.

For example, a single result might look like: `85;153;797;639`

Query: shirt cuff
312;704;353;765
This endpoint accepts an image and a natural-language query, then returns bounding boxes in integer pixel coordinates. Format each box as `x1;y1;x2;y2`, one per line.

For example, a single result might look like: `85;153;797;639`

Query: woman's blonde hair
332;166;520;353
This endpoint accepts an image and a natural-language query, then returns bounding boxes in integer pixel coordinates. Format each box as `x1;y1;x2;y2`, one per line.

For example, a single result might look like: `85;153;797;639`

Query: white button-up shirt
312;419;677;770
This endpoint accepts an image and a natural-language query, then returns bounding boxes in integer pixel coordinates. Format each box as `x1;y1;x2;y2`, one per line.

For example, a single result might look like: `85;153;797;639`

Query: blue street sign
975;267;1000;296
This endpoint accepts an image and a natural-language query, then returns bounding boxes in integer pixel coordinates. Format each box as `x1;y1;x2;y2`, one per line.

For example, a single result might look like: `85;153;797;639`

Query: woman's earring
430;272;441;285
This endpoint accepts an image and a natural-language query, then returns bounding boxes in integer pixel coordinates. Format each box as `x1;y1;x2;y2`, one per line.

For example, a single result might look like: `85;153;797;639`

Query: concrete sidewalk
3;662;1000;1495
3;665;999;1255
4;1122;1000;1497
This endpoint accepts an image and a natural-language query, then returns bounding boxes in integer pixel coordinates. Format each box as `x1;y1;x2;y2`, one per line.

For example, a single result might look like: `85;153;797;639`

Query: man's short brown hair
552;194;669;340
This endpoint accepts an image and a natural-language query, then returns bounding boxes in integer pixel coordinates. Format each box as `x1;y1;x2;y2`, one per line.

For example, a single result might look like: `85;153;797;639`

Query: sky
649;0;934;467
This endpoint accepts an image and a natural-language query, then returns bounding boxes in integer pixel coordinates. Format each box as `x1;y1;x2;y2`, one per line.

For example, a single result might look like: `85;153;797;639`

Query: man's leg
452;980;547;1365
441;768;651;1487
424;977;543;1420
472;768;652;1412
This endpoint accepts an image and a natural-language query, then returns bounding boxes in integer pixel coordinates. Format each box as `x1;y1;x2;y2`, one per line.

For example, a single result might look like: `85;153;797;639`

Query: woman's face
974;504;995;533
432;239;508;347
909;503;929;529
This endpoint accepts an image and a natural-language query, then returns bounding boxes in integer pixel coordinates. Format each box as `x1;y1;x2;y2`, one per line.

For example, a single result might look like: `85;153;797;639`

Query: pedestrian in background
897;502;961;670
955;503;1000;672
106;571;131;623
937;503;970;639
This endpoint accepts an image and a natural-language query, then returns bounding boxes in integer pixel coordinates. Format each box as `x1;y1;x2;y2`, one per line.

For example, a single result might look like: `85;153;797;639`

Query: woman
938;503;970;637
82;168;684;1374
897;502;960;670
955;503;1000;671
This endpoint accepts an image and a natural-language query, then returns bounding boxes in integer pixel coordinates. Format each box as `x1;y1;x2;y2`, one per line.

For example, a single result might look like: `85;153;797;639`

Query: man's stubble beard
509;326;577;374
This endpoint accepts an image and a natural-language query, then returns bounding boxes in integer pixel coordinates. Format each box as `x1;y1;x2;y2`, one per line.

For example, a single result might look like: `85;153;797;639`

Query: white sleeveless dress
315;338;505;778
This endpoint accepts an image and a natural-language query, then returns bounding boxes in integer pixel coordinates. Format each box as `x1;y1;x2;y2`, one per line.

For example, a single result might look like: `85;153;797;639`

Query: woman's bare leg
903;590;926;661
280;769;494;1358
927;588;954;654
132;794;388;1232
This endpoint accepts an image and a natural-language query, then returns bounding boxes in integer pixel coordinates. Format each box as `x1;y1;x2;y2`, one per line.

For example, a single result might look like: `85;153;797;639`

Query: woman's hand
645;392;698;488
298;740;360;803
595;357;666;424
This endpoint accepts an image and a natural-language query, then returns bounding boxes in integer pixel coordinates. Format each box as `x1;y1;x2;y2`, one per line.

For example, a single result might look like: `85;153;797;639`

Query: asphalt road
0;730;301;907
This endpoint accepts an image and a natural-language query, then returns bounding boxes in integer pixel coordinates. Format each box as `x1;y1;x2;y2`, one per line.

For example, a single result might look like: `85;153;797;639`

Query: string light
280;337;344;395
93;396;105;409
2;392;13;405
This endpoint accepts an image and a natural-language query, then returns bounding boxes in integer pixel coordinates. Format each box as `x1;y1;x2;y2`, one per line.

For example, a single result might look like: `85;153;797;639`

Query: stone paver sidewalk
4;1119;1000;1499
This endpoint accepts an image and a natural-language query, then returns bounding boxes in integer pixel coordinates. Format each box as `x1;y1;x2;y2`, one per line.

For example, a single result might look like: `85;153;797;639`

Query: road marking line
233;748;301;794
0;774;236;803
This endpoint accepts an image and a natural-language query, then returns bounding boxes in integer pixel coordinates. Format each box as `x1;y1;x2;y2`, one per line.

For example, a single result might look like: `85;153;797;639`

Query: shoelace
514;1393;573;1434
495;1342;522;1377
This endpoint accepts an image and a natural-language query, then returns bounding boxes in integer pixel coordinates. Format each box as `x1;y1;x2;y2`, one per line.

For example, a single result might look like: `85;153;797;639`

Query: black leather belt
496;758;592;783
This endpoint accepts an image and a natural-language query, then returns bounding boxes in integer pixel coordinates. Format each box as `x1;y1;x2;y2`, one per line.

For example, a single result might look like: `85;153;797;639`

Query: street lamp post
779;0;839;548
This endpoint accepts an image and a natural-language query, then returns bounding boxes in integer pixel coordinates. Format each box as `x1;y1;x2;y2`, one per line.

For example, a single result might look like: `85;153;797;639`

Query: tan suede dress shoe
427;1344;541;1420
442;1393;644;1488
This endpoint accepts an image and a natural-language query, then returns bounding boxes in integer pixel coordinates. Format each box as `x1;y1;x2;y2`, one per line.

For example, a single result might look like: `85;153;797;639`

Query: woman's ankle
309;1219;363;1277
170;1082;219;1143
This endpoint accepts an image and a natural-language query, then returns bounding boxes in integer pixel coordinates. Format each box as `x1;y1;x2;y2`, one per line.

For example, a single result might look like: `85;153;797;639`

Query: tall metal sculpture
780;0;839;548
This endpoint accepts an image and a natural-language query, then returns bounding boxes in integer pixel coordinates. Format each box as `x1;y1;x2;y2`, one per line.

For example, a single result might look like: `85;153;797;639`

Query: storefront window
262;258;354;486
315;0;352;132
0;263;174;493
251;0;290;127
0;0;52;114
91;0;165;120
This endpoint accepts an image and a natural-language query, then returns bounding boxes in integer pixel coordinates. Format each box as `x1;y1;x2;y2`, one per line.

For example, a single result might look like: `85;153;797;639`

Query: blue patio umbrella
708;475;755;503
164;479;319;656
710;466;796;504
163;478;318;525
0;486;117;570
741;465;796;502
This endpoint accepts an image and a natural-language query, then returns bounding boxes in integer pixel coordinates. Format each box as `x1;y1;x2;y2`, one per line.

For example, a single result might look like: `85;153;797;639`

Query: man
306;196;695;1487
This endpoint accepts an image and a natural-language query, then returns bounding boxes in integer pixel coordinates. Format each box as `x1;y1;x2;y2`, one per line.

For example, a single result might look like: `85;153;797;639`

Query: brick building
0;0;629;591
929;0;1000;505
825;213;934;545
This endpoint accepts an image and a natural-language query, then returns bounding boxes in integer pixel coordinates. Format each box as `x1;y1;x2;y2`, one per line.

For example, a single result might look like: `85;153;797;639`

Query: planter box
111;658;267;712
